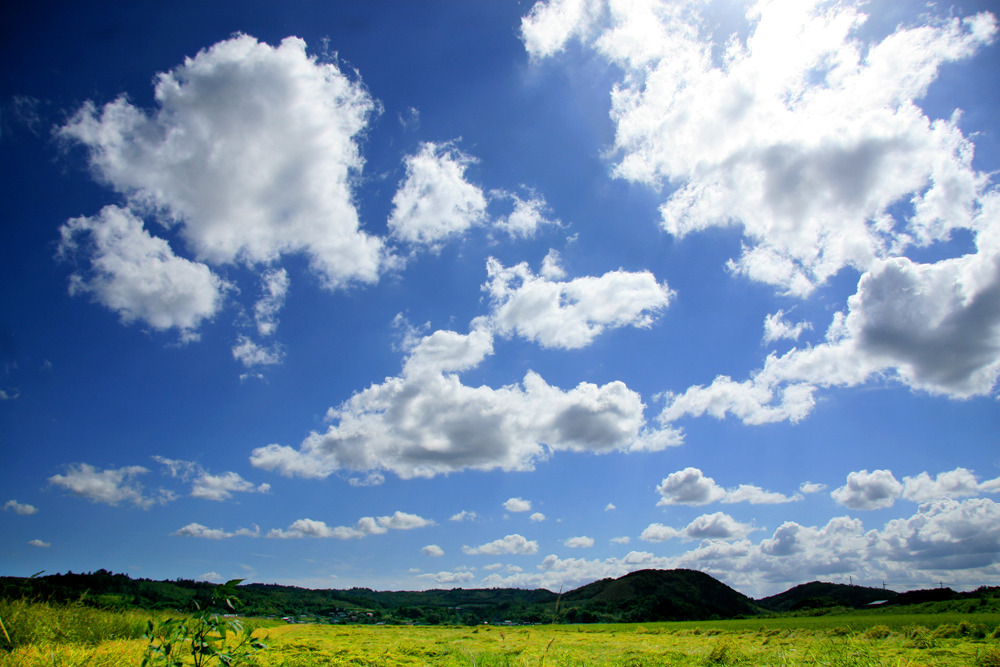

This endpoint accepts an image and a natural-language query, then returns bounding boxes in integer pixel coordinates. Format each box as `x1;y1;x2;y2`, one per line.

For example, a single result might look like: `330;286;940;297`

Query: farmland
2;598;999;666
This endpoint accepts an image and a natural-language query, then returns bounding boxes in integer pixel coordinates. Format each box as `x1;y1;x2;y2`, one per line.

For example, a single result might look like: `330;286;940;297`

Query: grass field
1;600;999;666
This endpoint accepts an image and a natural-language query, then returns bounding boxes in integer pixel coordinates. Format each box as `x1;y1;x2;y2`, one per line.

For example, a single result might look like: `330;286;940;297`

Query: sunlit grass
1;600;997;666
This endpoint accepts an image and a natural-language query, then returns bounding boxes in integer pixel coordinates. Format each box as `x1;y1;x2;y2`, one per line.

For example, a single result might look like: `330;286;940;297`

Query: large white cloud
59;34;385;289
659;197;1000;424
251;321;674;480
388;141;488;248
485;253;673;349
525;0;996;294
525;0;1000;419
57;206;227;340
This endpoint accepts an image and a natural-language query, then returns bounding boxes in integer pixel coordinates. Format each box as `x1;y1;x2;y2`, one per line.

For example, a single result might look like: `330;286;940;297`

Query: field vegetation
3;571;999;665
2;599;999;666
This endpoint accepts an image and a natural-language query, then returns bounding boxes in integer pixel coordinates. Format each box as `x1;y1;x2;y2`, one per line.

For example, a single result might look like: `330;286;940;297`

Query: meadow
3;597;1000;667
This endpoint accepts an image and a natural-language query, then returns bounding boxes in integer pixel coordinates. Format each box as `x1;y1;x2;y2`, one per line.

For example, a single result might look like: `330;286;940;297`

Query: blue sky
2;0;999;598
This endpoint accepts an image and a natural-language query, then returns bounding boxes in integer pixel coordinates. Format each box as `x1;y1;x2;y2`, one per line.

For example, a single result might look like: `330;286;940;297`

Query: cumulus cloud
3;500;38;515
154;456;269;501
191;472;270;502
526;0;996;293
484;254;673;350
48;463;171;509
525;0;1000;417
564;536;595;548
59;34;385;289
251;322;671;480
57;206;227;341
655;467;799;506
173;523;260;539
903;468;1000;502
763;310;812;344
388;141;487;248
831;469;903;510
492;190;560;238
641;512;755;542
463;533;539;555
232;336;284;368
450;510;478;522
28;539;50;548
530;512;546;522
421;544;445;557
267;512;433;539
419;570;476;585
504;497;532;512
474;497;1000;596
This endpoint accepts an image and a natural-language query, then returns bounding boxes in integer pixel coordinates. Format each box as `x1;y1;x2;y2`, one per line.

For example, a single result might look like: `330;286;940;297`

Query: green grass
1;600;998;666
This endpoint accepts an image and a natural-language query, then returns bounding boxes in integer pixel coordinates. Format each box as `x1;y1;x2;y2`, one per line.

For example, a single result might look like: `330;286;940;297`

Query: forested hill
2;568;996;625
756;581;896;612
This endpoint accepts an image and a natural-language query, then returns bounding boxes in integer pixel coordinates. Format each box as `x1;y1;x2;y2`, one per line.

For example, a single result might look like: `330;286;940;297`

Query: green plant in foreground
141;579;265;667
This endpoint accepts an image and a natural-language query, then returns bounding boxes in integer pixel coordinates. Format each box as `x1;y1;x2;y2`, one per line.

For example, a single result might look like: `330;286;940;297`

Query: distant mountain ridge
1;568;994;624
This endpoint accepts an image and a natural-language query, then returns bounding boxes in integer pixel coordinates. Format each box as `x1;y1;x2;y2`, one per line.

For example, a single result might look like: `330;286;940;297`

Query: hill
558;569;763;622
756;581;896;612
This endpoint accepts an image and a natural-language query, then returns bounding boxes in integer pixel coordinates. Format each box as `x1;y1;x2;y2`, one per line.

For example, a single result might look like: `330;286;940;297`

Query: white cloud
57;206;227;340
656;467;726;506
529;512;546;522
0;389;19;401
450;510;478;522
526;0;1000;417
528;0;997;295
641;512;755;542
388;141;487;248
655;467;800;507
611;536;630;544
493;190;560;238
59;34;385;289
154;456;269;501
463;534;539;555
3;500;38;515
521;0;605;58
28;539;50;548
251;324;669;480
504;497;532;512
191;471;270;502
484;255;673;350
173;523;260;539
564;536;595;548
419;570;476;585
800;482;827;494
232;336;284;368
903;468;999;502
48;463;170;509
604;503;616;512
421;544;445;557
639;522;681;542
831;469;903;510
475;498;1000;596
267;512;433;539
763;310;812;344
253;268;289;337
